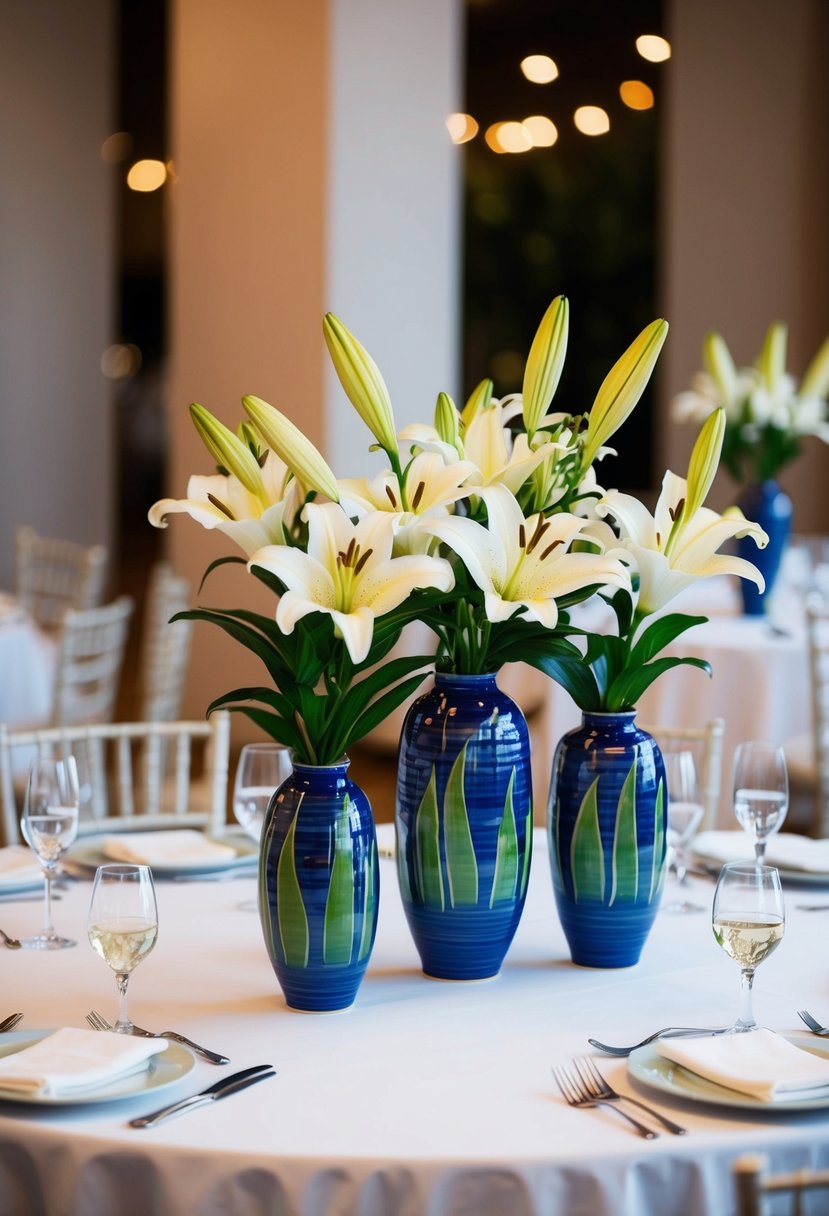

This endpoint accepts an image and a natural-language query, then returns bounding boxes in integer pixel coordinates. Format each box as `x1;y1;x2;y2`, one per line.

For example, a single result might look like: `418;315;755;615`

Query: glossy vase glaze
396;673;533;981
736;480;792;615
548;713;666;968
259;758;378;1012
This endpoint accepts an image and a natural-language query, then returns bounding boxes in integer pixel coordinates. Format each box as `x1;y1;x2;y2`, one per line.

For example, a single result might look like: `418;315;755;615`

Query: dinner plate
627;1032;829;1112
0;875;44;897
67;832;258;877
0;1029;195;1106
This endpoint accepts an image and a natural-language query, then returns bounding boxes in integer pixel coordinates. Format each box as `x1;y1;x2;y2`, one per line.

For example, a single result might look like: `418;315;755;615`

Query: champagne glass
732;741;788;863
88;864;158;1033
21;755;80;950
233;743;292;842
661;749;705;914
712;862;785;1033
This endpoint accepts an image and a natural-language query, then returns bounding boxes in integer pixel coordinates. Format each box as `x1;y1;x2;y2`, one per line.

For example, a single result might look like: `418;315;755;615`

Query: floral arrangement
673;321;829;485
149;296;769;760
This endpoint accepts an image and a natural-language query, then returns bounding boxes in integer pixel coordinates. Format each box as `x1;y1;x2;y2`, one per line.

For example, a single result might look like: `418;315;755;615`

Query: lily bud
800;335;829;401
703;332;738;404
189;403;265;498
757;321;787;390
434;392;463;453
460;378;493;428
582;318;669;468
522;295;569;439
322;313;398;455
684;408;725;522
242;395;340;502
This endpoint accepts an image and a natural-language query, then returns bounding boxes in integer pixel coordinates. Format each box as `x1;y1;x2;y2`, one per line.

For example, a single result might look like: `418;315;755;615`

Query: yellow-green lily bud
703;332;738;403
242;395;340;502
322;313;397;455
800;334;829;400
460;378;493;428
757;321;787;390
582;318;669;468
522;294;569;439
684;407;725;522
434;392;463;452
189;402;265;498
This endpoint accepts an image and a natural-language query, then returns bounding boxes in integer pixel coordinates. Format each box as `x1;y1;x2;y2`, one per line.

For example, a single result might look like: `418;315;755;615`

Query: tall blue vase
736;480;792;616
395;673;533;981
259;758;378;1012
548;712;666;968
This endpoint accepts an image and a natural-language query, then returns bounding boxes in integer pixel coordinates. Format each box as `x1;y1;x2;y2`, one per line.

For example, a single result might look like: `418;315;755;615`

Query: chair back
733;1152;829;1216
51;597;135;727
806;595;829;836
0;713;230;844
139;564;193;722
15;527;108;630
640;718;725;830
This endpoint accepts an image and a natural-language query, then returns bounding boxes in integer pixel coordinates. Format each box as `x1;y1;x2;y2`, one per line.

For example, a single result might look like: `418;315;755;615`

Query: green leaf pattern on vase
569;778;605;903
444;743;479;908
323;794;356;964
277;809;310;967
489;769;519;908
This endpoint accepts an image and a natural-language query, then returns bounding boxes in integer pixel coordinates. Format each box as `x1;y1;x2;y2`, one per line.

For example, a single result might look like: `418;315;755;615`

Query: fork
0;1013;23;1032
551;1062;658;1139
588;1026;727;1056
575;1056;687;1135
797;1010;829;1037
86;1009;230;1065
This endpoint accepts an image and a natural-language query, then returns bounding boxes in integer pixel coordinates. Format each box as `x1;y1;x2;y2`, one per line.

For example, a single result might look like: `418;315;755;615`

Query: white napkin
0;1027;168;1097
0;846;43;888
102;830;236;867
655;1029;829;1102
693;831;829;874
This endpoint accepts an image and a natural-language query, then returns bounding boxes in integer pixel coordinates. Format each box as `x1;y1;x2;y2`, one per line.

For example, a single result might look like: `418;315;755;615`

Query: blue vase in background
396;673;533;981
548;712;666;968
736;480;792;616
259;758;378;1012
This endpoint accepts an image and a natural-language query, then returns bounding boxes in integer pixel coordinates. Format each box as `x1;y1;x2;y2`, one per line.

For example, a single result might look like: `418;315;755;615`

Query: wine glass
87;864;158;1034
21;755;80;950
732;741;789;863
661;748;705;914
712;862;785;1033
233;743;292;842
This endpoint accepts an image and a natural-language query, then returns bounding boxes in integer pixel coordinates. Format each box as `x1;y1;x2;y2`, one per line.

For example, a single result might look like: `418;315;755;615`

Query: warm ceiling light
484;123;507;153
100;131;133;164
446;112;479;144
522;115;558;147
619;80;655;110
126;159;167;192
520;54;559;84
635;34;671;62
573;106;610;136
496;121;533;153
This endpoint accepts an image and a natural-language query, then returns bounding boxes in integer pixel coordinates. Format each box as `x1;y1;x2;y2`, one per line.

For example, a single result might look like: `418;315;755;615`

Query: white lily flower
249;504;454;664
463;399;562;493
397;422;462;465
420;485;630;629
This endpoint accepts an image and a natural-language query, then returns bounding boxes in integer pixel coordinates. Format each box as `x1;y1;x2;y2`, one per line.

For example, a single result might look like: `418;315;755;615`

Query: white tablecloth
1;831;828;1216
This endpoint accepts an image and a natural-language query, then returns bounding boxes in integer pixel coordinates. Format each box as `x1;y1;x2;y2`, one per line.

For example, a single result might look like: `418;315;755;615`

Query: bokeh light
635;34;671;62
446;112;480;144
126;159;167;192
573;106;610;136
100;132;133;164
522;115;558;147
619;80;655;110
520;54;559;84
100;343;142;380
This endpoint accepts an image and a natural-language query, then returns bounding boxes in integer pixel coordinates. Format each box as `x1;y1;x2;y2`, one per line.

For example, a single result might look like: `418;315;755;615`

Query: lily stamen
410;480;426;511
353;548;374;576
539;539;564;561
207;494;235;520
385;484;398;508
525;515;551;554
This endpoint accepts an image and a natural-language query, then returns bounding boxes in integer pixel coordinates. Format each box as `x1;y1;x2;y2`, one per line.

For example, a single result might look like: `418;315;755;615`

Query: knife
129;1064;276;1129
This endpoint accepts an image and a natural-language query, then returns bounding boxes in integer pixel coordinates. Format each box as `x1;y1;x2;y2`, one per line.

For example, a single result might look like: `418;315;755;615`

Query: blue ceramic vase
548;712;666;968
259;758;378;1012
395;673;533;981
736;480;792;616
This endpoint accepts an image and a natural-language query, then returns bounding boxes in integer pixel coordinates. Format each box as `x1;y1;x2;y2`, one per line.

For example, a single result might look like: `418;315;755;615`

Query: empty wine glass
87;864;158;1033
233;743;292;843
712;862;785;1033
21;755;80;950
662;749;705;915
732;741;788;863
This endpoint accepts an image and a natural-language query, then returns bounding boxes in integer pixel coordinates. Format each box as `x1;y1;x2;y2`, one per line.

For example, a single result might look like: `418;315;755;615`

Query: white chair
0;713;231;844
51;596;135;727
14;526;108;631
138;563;193;722
641;718;725;830
785;596;829;837
733;1152;829;1216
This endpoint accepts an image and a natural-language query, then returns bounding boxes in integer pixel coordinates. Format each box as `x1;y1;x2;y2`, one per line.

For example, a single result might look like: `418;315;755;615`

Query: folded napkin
102;829;236;867
0;846;43;888
693;831;829;874
0;1027;168;1097
656;1028;829;1102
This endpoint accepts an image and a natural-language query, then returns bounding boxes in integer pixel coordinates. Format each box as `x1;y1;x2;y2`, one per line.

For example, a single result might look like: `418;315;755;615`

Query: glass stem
754;840;766;864
42;870;55;939
737;967;756;1029
115;972;132;1031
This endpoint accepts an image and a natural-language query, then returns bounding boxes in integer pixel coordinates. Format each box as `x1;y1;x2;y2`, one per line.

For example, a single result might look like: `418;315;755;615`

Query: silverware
795;904;829;912
551;1062;657;1139
0;892;61;903
129;1063;276;1129
575;1056;686;1135
0;1013;23;1032
797;1009;829;1036
85;1009;230;1065
588;1027;727;1056
0;929;22;950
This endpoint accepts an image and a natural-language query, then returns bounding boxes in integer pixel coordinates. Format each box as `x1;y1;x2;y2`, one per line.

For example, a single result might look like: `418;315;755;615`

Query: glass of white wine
712;862;785;1033
662;748;705;915
733;741;789;863
87;864;158;1033
233;743;292;843
21;755;80;950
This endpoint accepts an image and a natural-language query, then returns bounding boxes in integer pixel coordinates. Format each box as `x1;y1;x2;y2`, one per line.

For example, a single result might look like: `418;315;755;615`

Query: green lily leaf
606;655;712;711
628;614;707;667
536;655;603;712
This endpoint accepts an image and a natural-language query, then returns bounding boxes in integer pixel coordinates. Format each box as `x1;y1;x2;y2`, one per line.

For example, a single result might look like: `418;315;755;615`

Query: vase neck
435;672;499;692
292;757;350;777
582;710;638;732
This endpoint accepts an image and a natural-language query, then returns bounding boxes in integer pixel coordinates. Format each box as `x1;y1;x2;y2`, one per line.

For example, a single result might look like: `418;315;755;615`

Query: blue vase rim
581;710;638;723
434;671;499;686
291;756;350;774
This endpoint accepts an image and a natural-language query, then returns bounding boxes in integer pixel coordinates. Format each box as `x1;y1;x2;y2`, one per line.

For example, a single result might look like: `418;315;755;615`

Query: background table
2;831;829;1216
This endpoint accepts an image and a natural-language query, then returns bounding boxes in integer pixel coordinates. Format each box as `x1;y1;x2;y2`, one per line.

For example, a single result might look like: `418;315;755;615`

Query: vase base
284;1000;354;1014
422;969;500;984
